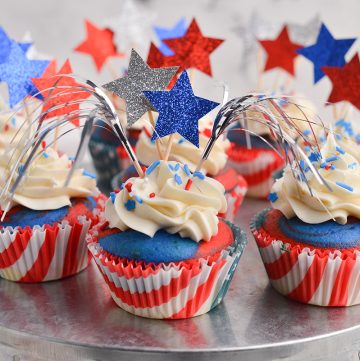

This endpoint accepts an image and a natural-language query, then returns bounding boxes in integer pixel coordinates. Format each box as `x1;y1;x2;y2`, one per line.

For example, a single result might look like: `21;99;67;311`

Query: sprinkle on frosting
193;171;205;180
174;173;182;185
125;199;136;211
335;181;353;192
268;192;278;203
110;192;116;204
146;159;160;175
82;169;97;179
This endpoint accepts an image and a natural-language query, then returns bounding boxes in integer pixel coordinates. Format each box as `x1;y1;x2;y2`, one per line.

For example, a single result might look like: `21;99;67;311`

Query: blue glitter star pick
18;42;32;54
154;18;187;56
0;27;32;64
0;27;13;63
297;23;356;83
0;42;49;107
144;71;219;147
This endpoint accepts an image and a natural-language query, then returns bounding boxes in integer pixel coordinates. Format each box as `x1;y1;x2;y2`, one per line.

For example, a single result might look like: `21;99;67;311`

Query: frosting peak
271;133;360;224
105;160;227;242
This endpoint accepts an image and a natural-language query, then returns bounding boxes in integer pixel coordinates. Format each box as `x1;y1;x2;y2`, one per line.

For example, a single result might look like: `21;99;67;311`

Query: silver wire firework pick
0;74;143;219
195;93;331;193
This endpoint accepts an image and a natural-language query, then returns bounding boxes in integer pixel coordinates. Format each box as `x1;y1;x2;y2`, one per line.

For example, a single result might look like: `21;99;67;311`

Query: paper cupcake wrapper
227;146;284;198
0;198;106;283
220;181;247;222
251;210;360;306
88;221;247;319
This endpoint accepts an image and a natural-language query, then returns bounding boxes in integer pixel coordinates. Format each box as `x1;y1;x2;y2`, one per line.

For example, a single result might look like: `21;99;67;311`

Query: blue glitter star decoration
144;71;219;147
154;18;187;56
297;23;356;83
0;41;49;107
0;27;32;63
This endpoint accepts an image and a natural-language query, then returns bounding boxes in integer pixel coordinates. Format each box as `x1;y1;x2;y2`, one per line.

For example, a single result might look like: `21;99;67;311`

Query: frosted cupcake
251;133;360;306
0;145;105;282
124;117;248;221
88;160;247;319
227;95;317;198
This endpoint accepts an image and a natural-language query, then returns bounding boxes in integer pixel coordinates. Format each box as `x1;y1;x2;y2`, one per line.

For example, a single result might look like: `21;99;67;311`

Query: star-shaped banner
147;18;223;82
322;54;360;111
32;59;91;126
297;23;356;83
259;26;303;76
154;18;187;56
74;19;124;72
103;49;178;126
144;71;219;147
0;42;49;107
288;15;321;46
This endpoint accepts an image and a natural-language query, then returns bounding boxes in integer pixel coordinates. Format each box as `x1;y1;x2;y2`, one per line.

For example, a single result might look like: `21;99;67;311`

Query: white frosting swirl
105;160;227;242
136;118;230;176
0;147;98;211
272;134;360;224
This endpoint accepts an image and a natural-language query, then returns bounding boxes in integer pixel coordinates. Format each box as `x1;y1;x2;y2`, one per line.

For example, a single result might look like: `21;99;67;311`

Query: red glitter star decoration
74;19;124;71
322;54;360;110
147;18;223;82
259;26;303;76
32;59;91;126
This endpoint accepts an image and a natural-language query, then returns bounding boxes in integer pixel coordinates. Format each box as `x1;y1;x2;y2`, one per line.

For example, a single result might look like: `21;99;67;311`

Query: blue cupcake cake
251;133;360;306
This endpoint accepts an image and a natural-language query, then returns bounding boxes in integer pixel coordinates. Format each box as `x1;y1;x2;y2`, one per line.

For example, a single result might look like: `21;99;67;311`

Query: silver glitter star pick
288;15;321;46
103;49;178;127
231;12;280;71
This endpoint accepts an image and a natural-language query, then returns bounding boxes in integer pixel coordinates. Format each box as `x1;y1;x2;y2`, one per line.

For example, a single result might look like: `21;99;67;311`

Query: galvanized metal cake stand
1;199;360;361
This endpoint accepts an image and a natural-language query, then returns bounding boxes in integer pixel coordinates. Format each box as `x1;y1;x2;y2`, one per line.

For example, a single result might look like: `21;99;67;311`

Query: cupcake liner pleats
0;196;106;283
218;175;248;222
88;222;247;319
227;145;284;198
251;212;360;307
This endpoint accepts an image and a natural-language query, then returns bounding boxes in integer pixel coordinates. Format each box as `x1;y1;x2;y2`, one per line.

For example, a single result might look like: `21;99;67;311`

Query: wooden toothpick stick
147;110;164;160
164;134;175;161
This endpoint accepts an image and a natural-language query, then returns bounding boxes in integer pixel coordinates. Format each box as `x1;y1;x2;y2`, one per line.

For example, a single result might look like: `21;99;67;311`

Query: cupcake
251;133;360;306
0;146;105;282
227;95;317;198
88;160;247;319
127;117;248;221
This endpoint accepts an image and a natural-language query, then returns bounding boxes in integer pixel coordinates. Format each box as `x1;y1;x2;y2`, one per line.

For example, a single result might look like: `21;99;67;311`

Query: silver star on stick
288;15;321;46
103;49;178;127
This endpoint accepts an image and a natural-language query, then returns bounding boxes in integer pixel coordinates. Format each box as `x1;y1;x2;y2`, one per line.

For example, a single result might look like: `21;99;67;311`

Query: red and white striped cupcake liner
251;210;360;306
88;222;247;319
227;145;284;198
214;168;248;222
0;197;106;283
